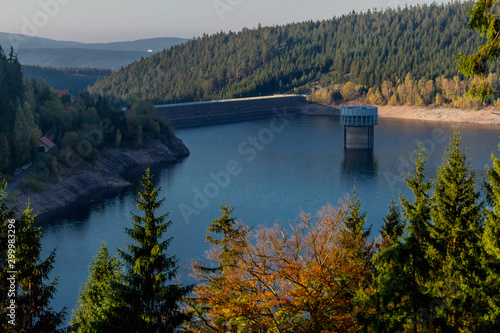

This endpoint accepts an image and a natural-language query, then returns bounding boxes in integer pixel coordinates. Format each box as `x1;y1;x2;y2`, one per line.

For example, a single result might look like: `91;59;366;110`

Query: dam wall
155;95;306;129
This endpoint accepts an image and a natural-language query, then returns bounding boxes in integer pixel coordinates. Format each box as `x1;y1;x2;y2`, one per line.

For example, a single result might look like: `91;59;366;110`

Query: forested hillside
89;1;488;104
0;46;173;179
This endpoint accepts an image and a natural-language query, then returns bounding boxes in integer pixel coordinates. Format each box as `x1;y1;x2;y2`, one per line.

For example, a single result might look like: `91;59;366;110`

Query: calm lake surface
39;115;500;319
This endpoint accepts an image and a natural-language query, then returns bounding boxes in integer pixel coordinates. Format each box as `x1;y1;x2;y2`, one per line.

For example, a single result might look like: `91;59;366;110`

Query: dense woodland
0;45;173;183
309;72;500;109
89;1;494;104
23;66;112;94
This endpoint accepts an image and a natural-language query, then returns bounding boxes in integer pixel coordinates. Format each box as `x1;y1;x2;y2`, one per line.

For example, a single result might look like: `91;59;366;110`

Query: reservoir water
39;115;500;319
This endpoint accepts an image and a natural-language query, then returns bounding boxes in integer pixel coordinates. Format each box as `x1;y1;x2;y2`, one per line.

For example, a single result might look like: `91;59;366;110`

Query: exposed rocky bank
301;102;500;125
9;135;189;216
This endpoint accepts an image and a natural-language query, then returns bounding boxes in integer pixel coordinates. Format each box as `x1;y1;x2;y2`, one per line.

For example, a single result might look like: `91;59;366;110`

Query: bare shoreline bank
301;103;500;126
7;136;190;217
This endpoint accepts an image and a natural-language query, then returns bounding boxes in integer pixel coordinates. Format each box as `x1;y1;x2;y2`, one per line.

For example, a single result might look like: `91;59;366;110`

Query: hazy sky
2;0;444;43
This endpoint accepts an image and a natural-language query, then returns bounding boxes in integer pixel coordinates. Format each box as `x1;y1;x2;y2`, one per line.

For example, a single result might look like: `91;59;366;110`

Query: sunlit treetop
458;0;500;100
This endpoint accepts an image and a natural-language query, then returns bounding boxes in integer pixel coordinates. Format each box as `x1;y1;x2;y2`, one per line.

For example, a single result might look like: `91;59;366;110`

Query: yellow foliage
187;203;373;332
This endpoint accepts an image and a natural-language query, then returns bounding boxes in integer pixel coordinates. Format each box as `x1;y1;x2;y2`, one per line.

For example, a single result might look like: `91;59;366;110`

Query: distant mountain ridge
0;32;187;52
16;48;150;71
0;32;188;69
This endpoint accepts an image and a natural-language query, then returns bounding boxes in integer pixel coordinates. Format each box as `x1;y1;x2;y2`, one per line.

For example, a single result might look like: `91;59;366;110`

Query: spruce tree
481;150;500;330
398;146;435;332
365;150;435;332
342;189;372;267
203;202;245;273
119;168;191;332
341;190;374;323
380;198;405;249
71;243;127;333
15;205;66;332
0;184;66;332
0;176;17;328
485;150;500;261
188;202;248;330
430;129;485;330
361;198;408;332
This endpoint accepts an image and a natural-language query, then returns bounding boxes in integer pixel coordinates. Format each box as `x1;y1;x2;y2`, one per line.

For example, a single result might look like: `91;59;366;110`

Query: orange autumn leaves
186;199;373;332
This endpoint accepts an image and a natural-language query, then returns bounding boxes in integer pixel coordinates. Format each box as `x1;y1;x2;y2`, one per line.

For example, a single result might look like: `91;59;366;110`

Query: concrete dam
155;95;306;129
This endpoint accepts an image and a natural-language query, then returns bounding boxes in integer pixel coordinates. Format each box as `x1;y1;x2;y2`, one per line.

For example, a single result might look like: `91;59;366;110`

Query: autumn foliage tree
187;199;373;332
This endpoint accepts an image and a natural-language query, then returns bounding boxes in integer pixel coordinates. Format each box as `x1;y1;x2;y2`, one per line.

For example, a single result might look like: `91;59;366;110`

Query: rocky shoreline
300;102;500;125
8;135;190;217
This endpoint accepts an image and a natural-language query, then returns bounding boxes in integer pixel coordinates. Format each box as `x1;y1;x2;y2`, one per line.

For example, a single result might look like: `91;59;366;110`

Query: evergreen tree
6;47;24;101
0;195;66;332
482;149;500;330
430;129;485;330
71;243;127;333
457;0;500;100
203;202;245;273
364;151;435;333
13;102;35;167
188;202;248;330
360;198;407;332
398;146;436;332
380;198;405;249
341;190;374;325
485;148;500;260
0;175;17;326
119;168;191;332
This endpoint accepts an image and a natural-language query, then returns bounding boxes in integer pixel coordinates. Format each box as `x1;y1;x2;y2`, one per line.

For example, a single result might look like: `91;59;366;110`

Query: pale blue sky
2;0;444;43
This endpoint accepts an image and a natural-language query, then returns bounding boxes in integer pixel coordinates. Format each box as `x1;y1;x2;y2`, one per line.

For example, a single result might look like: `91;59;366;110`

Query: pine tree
0;175;17;327
480;150;500;330
203;202;245;273
13;102;34;167
361;198;408;332
430;129;485;330
398;146;436;332
188;202;248;331
71;243;127;333
341;190;374;325
380;198;405;249
119;168;191;332
0;197;66;332
364;150;436;333
343;189;371;244
457;0;500;100
485;150;500;261
342;190;373;276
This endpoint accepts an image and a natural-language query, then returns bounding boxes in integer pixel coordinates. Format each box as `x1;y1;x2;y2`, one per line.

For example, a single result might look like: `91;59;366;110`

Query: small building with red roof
38;136;56;153
56;90;71;98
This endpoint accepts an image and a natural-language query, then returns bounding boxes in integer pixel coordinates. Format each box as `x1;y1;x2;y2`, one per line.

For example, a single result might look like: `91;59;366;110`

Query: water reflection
341;149;378;177
37;187;132;228
37;161;183;229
